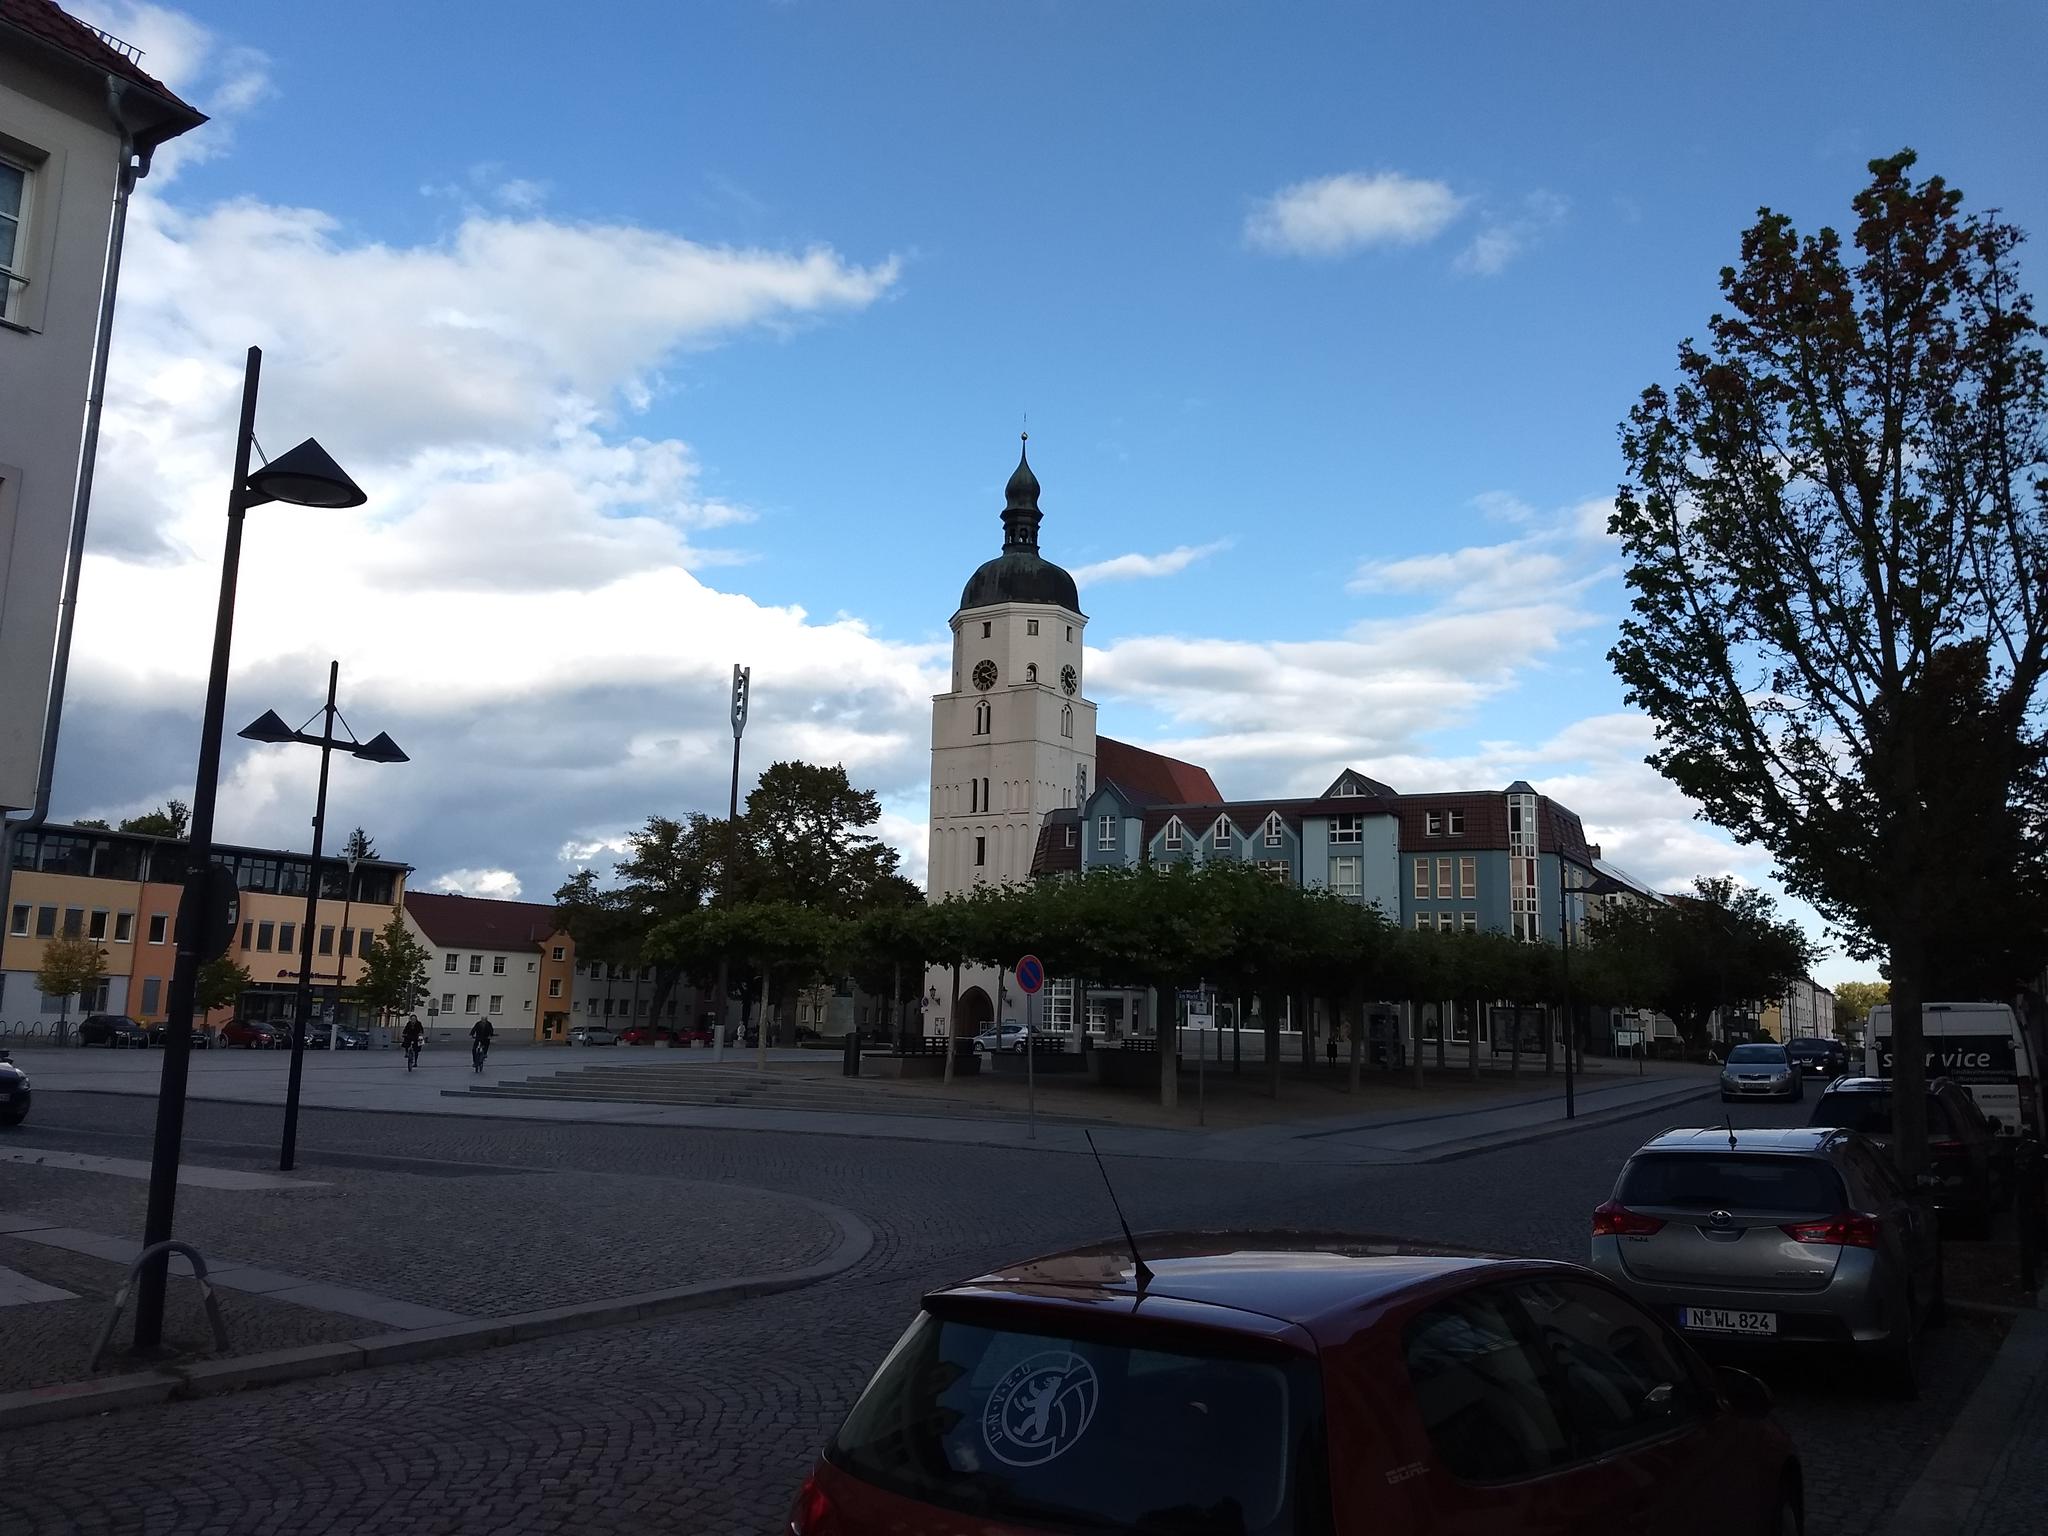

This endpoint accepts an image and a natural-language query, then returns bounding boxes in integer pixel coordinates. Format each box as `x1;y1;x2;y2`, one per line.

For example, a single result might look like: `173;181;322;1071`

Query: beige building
0;3;201;810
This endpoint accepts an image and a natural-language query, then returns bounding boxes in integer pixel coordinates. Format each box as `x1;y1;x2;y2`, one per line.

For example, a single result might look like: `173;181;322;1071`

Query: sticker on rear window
981;1351;1100;1467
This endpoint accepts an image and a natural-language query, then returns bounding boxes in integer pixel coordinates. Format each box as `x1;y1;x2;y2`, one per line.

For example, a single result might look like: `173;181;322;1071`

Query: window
527;960;536;972
1060;703;1073;738
8;904;26;937
637;998;649;1016
1415;912;1432;930
1064;825;1076;847
1436;858;1453;899
1413;859;1430;900
973;699;991;735
441;992;455;1012
114;912;133;943
1447;810;1465;835
552;945;565;961
35;905;55;938
1026;663;1038;683
980;621;992;637
62;907;83;937
465;994;480;1014
1459;856;1477;899
283;922;300;955
1509;1278;1706;1458
1263;813;1284;847
1329;855;1362;897
88;910;108;941
360;929;375;957
341;929;355;958
1437;911;1456;932
256;921;275;952
469;953;483;973
548;978;563;999
1027;619;1039;635
1097;814;1118;848
974;836;986;867
1065;624;1074;641
602;998;614;1017
0;156;30;324
1258;859;1290;884
493;956;506;974
489;995;503;1015
148;914;168;945
1330;814;1362;845
1212;815;1231;844
1462;911;1479;932
1164;819;1183;852
1403;1288;1571;1483
445;953;459;972
316;925;333;955
1426;811;1445;837
141;977;162;1015
970;778;980;814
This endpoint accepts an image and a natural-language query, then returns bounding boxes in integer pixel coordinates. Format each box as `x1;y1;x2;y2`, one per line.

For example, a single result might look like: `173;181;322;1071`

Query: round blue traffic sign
1015;954;1045;994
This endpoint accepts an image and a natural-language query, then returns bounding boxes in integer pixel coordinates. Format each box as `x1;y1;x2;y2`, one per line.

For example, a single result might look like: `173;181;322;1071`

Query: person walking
1326;1023;1340;1071
401;1016;425;1071
469;1015;495;1073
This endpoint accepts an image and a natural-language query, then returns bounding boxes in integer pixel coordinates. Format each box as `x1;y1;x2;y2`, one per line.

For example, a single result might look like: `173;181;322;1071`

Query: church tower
927;438;1096;1034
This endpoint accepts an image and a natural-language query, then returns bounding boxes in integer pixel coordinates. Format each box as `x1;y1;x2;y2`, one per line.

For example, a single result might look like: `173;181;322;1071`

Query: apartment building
401;891;576;1042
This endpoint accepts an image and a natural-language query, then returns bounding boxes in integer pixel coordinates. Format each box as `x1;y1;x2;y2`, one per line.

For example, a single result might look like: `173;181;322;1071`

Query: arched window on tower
1060;703;1073;738
1026;662;1039;683
974;700;991;735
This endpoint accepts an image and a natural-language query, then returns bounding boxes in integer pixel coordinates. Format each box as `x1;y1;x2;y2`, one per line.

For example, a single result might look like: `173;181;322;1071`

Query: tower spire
1003;433;1042;553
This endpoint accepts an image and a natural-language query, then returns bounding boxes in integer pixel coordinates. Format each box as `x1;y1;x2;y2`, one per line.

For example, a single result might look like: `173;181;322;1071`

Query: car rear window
829;1312;1324;1534
1811;1093;1954;1137
1619;1154;1844;1213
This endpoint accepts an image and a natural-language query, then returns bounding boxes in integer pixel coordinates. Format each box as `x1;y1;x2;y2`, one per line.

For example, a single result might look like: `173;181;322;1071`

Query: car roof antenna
1725;1114;1737;1150
1084;1130;1153;1289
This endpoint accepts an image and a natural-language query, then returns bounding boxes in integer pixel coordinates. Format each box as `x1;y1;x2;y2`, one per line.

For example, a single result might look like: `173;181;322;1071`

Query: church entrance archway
956;986;994;1037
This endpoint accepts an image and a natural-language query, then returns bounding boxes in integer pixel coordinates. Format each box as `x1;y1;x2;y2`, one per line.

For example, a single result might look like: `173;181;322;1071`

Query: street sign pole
1015;953;1045;1141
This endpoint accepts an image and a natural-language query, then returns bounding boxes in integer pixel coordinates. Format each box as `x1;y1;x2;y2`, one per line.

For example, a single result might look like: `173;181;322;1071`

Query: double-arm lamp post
238;662;405;1172
134;345;366;1352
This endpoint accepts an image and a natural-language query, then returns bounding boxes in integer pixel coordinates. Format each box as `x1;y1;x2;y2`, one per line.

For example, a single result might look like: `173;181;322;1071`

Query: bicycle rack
88;1240;231;1371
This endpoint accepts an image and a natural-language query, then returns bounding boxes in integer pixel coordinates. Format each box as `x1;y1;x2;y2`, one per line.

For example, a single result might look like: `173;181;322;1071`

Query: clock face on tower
972;659;998;692
1061;664;1078;696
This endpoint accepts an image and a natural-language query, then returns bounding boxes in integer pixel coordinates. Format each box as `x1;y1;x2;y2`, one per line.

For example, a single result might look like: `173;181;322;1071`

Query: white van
1865;1001;2040;1137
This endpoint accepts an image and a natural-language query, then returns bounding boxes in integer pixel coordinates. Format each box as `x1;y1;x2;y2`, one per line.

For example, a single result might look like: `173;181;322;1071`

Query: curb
1419;1082;1715;1163
0;1200;873;1433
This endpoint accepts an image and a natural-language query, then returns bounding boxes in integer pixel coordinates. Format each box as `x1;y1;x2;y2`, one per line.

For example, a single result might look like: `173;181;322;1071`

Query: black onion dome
959;437;1080;612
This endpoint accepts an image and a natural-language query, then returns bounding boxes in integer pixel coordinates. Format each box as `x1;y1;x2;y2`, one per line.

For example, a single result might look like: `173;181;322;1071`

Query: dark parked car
218;1018;282;1049
1784;1037;1851;1079
144;1022;214;1048
790;1235;1802;1535
76;1014;148;1048
1810;1076;2009;1235
1591;1126;1943;1395
0;1051;29;1126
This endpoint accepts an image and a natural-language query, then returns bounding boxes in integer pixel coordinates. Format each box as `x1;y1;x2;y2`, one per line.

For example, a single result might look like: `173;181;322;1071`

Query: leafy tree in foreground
195;956;252;1017
354;910;431;1026
37;935;107;1029
1610;150;2048;1169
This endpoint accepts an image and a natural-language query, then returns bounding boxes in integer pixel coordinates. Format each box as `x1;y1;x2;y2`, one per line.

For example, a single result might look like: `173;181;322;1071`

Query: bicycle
471;1039;489;1074
404;1040;422;1072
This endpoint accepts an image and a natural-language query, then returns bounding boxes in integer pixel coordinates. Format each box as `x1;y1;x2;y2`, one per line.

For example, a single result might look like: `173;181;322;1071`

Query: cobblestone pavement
0;1089;2009;1535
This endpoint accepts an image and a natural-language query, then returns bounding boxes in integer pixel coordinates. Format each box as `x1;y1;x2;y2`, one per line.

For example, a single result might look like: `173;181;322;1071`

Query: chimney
1587;843;1603;860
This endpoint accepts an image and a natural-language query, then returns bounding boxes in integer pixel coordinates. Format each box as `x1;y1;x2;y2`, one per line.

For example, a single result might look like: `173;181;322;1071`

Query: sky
45;0;2048;984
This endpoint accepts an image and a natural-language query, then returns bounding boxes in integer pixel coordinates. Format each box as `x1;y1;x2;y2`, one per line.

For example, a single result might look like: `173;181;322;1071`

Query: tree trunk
1347;999;1363;1094
756;973;772;1069
1261;991;1283;1099
1410;1001;1424;1091
890;959;902;1052
1157;986;1176;1109
1468;996;1480;1081
1544;1005;1555;1076
943;960;961;1085
1888;936;1931;1177
1510;1006;1521;1081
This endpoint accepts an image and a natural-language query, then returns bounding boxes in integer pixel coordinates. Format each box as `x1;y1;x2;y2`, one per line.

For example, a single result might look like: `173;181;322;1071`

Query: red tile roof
1095;735;1222;805
1;0;203;118
404;891;565;952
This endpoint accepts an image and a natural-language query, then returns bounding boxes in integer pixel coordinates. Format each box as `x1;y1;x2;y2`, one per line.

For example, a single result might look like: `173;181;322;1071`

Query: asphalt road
0;1082;2002;1535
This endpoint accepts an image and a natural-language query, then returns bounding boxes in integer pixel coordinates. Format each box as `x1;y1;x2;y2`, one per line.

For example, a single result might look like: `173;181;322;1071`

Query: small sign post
1016;955;1044;1139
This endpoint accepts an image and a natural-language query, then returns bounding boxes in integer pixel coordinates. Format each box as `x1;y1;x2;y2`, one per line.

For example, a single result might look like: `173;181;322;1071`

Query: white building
0;4;201;809
401;891;563;1042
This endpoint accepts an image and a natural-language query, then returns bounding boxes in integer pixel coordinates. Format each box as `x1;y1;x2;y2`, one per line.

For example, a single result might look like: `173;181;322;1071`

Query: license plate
1682;1307;1777;1335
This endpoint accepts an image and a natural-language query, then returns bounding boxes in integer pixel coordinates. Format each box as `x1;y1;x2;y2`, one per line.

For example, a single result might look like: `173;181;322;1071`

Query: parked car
1719;1042;1803;1102
218;1019;282;1049
1589;1125;1942;1395
790;1234;1802;1535
616;1025;674;1046
972;1022;1035;1054
143;1022;214;1048
568;1023;617;1046
332;1026;371;1050
678;1027;713;1046
0;1051;29;1126
1784;1037;1851;1080
76;1014;148;1048
1809;1076;2009;1236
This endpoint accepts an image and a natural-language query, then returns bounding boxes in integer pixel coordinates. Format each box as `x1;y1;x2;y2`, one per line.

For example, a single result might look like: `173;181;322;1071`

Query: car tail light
1929;1138;1964;1153
1593;1200;1665;1236
788;1470;840;1535
1781;1212;1881;1248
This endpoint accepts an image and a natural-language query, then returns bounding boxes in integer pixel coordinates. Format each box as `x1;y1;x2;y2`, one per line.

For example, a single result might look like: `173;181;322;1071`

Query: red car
615;1025;675;1046
789;1235;1801;1535
217;1019;281;1049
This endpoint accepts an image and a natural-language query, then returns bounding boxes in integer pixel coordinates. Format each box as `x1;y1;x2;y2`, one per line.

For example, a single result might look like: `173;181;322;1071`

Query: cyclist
469;1015;495;1073
401;1017;425;1072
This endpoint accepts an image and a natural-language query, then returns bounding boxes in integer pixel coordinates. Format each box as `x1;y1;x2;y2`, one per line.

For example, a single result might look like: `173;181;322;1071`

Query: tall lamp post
333;848;361;1047
711;664;749;1064
1558;857;1582;1120
135;345;366;1352
238;660;405;1172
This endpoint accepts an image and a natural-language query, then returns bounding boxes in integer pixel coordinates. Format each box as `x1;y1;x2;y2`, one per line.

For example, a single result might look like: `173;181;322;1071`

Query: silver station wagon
1589;1127;1942;1396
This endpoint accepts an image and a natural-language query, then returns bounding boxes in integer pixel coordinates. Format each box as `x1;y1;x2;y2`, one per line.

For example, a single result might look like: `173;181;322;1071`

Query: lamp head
237;709;298;745
350;731;408;765
244;437;366;509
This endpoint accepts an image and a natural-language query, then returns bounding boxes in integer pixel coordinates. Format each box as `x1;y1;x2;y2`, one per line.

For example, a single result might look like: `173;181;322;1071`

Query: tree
354;910;430;1025
555;814;723;1022
1586;879;1816;1051
1834;979;1890;1038
845;879;930;1045
36;935;106;1028
738;761;900;913
1610;151;2048;1169
119;800;190;839
195;956;252;1018
342;827;377;862
71;818;110;829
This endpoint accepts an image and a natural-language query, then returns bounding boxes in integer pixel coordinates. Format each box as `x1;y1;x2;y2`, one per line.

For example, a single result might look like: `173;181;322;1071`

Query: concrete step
452;1082;1099;1125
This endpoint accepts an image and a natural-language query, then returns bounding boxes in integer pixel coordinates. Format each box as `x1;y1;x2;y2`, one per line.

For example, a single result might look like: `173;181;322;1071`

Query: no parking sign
1015;955;1045;994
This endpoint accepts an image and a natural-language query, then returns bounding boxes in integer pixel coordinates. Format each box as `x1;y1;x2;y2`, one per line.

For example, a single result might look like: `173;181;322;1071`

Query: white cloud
1245;171;1466;258
1472;490;1537;525
1456;190;1569;276
432;868;525;899
1073;541;1230;585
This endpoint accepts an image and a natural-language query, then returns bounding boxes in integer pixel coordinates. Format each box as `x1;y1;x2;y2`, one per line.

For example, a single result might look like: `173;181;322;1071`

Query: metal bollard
2017;1139;2043;1299
91;1239;230;1369
842;1031;860;1078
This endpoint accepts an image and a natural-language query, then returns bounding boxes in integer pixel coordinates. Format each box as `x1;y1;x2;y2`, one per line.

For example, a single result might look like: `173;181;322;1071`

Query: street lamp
134;345;365;1353
240;660;405;1172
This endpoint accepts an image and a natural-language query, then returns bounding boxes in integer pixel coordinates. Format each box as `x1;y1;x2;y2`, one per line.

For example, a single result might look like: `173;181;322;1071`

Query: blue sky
54;1;2048;981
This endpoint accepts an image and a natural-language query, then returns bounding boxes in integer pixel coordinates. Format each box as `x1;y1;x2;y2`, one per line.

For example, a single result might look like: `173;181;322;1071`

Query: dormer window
1334;782;1360;797
1447;810;1465;835
1164;819;1183;852
1065;826;1076;848
1098;815;1119;849
1213;815;1232;843
1331;814;1362;845
1426;811;1444;837
1263;813;1285;847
